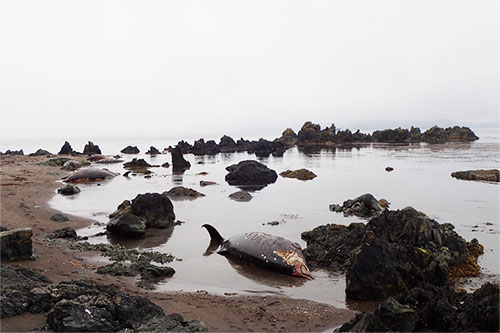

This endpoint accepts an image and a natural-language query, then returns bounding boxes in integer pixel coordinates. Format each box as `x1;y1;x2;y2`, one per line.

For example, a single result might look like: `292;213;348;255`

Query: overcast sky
1;0;498;142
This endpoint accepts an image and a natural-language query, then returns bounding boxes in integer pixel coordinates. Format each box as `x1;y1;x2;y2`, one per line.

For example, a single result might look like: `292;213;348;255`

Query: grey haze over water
1;0;499;143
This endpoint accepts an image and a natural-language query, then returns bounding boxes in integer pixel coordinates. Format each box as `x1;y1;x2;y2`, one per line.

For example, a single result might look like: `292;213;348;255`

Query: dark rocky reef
29;148;52;156
336;282;499;332
171;145;191;172
109;192;176;233
302;206;481;302
146;146;161;155
1;228;33;261
0;266;207;331
83;141;102;155
121;145;140;154
225;160;278;189
372;127;421;143
451;169;499;182
421;125;479;143
58;141;75;155
0;149;24;155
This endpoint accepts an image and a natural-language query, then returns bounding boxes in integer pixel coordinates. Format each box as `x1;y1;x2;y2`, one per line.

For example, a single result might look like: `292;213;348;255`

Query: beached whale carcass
202;224;313;279
62;168;119;183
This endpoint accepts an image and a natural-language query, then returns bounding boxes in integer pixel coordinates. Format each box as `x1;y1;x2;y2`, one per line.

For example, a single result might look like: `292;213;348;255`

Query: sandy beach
0;154;355;332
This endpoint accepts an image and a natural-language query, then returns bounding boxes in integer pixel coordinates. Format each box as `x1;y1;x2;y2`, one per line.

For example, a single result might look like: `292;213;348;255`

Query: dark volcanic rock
1;149;24;155
29;148;52;156
123;158;152;169
297;121;322;143
146;146;161;155
276;128;298;147
303;207;473;302
46;227;83;240
106;213;147;237
83;141;101;155
57;184;81;195
191;138;221;155
451;169;499;182
58;141;74;155
121;145;140;154
171;145;191;172
0;228;33;261
219;135;238;153
225;160;278;187
421;125;479;143
130;193;176;228
372;128;414;143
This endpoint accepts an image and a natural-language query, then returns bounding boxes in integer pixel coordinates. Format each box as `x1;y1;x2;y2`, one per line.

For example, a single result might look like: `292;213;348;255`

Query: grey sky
1;0;498;141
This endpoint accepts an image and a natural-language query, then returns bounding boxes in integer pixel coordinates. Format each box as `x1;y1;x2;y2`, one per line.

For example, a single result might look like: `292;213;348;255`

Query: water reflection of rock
107;226;174;249
224;256;307;289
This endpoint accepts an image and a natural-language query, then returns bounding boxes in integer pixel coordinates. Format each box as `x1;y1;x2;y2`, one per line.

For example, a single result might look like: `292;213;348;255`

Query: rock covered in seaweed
302;206;481;302
451;169;499;182
164;186;205;200
329;193;385;218
280;168;317;180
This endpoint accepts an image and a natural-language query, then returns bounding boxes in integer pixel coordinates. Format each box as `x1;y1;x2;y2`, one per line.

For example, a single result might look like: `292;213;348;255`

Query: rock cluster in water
225;160;278;188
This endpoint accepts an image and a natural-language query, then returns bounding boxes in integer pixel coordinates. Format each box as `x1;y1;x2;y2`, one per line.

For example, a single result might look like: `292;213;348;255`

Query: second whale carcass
202;224;313;279
63;168;119;183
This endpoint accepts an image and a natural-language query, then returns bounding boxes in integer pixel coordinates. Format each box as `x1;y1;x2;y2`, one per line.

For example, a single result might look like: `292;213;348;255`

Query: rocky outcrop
219;135;238;153
421;126;479;143
0;228;33;261
123;158;153;171
121;145;140;154
58;141;74;155
225;160;278;187
191;139;221;155
372;127;420;143
83;141;102;155
329;193;384;218
29;149;52;156
96;261;175;289
302;207;480;302
163;186;205;200
337;282;499;332
451;169;499;182
276;128;298;147
146;146;161;155
171;145;191;172
110;193;176;229
46;227;85;240
280;169;317;180
106;213;147;237
57;184;81;195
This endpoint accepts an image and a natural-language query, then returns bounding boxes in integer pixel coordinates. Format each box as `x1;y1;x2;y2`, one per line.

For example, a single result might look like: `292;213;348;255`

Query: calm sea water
6;128;499;309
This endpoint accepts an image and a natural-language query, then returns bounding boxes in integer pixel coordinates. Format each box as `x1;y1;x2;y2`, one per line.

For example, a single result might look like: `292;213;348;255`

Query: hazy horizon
1;0;499;142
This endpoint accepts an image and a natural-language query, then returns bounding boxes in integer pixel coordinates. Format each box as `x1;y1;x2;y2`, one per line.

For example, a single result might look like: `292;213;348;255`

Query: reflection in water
107;226;175;249
203;238;221;256
225;256;307;289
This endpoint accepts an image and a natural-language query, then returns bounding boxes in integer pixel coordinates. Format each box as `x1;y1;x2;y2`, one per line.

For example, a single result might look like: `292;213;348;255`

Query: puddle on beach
49;135;500;310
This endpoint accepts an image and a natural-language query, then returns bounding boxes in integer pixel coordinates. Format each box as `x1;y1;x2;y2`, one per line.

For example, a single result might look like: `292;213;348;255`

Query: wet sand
0;154;355;332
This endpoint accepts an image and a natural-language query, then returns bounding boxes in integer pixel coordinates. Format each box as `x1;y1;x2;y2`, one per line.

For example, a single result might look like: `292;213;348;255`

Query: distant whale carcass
202;224;313;280
62;168;119;183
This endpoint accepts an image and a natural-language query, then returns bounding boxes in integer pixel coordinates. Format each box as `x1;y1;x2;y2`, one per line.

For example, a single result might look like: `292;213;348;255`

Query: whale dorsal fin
202;224;224;243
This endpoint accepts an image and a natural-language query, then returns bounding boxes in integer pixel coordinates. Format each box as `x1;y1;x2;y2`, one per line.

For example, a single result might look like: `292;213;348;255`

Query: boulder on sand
0;228;33;261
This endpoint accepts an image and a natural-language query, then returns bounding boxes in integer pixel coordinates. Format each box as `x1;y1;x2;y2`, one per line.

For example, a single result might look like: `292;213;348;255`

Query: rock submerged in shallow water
146;146;161;155
106;213;147;237
280;168;317;180
451;169;499;182
228;190;253;202
164;186;205;200
225;160;278;187
171;145;191;172
0;228;33;261
57;184;81;195
121;145;140;154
